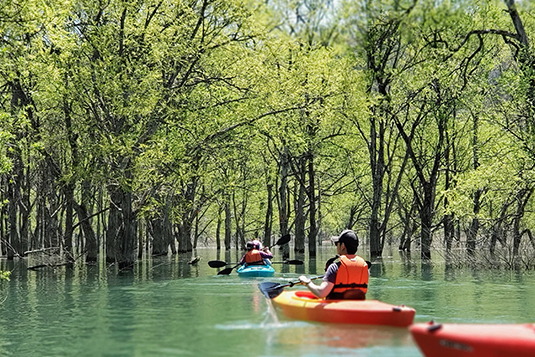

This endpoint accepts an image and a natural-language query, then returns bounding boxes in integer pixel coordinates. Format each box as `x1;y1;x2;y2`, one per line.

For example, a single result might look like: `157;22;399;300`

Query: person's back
326;255;368;300
244;248;263;265
299;229;369;300
239;240;273;265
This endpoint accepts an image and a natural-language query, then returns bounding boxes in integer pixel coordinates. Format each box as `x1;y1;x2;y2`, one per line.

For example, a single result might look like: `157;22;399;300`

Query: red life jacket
330;255;369;298
245;249;264;264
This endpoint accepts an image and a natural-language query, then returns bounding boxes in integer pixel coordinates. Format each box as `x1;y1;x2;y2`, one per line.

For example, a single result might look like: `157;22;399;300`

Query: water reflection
294;252;306;275
269;323;413;350
1;246;535;356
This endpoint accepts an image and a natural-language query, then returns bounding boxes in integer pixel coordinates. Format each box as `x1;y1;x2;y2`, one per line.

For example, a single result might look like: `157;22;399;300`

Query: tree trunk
513;188;533;256
106;174;137;269
466;113;481;255
443;143;454;252
7;174;18;260
278;147;290;259
150;217;168;256
263;183;273;248
64;183;75;261
294;157;306;253
420;182;435;260
369;117;385;259
466;190;482;255
117;185;136;269
224;200;231;250
307;152;317;256
216;205;222;250
80;180;98;262
75;201;98;263
490;199;513;255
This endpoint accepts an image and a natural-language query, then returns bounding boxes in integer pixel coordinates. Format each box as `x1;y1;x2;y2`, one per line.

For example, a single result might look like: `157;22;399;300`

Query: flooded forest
1;0;535;270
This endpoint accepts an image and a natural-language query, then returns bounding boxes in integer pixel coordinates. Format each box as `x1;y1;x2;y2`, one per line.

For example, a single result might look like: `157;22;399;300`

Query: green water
1;246;535;356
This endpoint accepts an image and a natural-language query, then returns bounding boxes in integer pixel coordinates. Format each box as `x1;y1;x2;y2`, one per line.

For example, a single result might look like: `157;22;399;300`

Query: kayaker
239;240;273;266
298;229;369;300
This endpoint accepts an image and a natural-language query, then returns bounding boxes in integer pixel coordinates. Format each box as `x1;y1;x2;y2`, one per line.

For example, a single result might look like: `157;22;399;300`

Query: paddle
266;234;291;249
214;234;292;275
258;275;324;299
217;262;242;275
208;260;234;268
271;260;303;265
208;259;303;268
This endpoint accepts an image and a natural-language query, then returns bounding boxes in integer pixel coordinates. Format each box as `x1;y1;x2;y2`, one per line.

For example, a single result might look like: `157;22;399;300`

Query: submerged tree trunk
224;199;231;250
294;156;306;254
107;179;137;269
263;183;273;248
369;116;385;259
443;142;454;253
466;190;482;256
278;147;290;259
80;180;98;262
64;183;75;261
512;187;533;257
419;182;435;260
307;152;317;256
216;205;222;250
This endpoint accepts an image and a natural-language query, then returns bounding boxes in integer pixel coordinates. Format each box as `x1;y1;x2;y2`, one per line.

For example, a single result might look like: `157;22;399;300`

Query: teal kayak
237;264;275;277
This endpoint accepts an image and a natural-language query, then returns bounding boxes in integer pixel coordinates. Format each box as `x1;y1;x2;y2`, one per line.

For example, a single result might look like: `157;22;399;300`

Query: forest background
1;0;535;270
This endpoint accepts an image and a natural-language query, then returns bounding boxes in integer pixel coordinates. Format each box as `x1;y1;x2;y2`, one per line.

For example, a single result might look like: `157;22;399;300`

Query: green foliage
2;0;535;261
0;271;10;281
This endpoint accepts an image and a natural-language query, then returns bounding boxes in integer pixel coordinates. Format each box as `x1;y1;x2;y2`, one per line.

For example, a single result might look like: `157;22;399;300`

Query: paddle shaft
279;275;325;289
258;275;324;299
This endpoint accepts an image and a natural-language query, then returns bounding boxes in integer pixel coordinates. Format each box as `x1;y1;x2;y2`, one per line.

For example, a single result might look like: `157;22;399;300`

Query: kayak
237;264;275;277
410;321;535;357
271;290;415;327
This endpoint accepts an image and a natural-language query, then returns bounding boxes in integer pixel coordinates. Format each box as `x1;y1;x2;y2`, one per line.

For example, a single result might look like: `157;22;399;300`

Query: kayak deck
410;322;535;357
271;290;415;327
237;264;275;277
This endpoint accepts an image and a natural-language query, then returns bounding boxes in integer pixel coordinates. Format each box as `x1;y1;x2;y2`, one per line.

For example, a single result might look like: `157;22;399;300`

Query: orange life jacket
330;255;369;297
245;250;264;264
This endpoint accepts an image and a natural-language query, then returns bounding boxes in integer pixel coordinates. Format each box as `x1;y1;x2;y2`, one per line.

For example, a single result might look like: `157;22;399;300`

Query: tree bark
278;147;290;259
263;183;273;248
294;156;306;253
513;187;533;256
307;152;317;256
224;199;231;250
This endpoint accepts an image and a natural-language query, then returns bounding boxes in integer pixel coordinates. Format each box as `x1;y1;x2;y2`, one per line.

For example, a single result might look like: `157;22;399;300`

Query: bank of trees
0;0;534;269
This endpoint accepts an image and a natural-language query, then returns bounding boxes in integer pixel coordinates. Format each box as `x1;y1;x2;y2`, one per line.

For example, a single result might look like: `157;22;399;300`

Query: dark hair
338;230;358;254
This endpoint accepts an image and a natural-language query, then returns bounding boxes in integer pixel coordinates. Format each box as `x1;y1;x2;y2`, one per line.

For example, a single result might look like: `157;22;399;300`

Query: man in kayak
298;229;369;300
239;240;273;265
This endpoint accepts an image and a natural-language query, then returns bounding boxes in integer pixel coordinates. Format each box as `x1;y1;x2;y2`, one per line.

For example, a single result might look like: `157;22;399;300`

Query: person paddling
298;229;369;300
239;240;273;266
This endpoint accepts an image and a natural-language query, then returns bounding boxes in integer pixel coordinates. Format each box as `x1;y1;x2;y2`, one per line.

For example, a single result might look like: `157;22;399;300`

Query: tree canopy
1;0;535;269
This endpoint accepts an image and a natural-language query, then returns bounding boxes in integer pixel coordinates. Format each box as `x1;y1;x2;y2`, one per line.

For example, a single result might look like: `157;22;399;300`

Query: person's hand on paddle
298;275;311;285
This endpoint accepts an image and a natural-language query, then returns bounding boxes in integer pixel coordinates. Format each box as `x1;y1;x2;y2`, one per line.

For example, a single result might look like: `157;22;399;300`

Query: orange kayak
410;322;535;357
271;290;415;327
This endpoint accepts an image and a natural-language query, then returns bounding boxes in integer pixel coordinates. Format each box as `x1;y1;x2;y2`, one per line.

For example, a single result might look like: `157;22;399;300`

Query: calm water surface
1;245;534;356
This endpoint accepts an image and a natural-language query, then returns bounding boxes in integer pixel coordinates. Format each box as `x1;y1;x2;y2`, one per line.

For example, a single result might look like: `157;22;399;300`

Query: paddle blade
270;260;303;265
258;282;285;299
286;260;304;265
277;234;291;246
269;234;290;248
324;255;339;271
208;260;228;268
217;267;233;275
